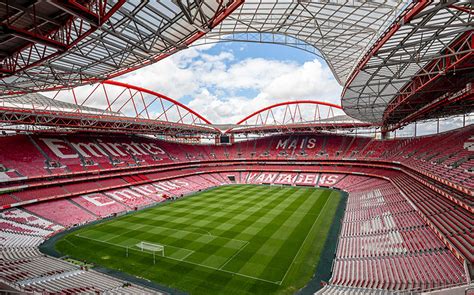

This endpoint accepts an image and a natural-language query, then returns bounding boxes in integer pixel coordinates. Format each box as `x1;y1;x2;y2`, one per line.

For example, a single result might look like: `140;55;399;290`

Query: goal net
136;241;164;256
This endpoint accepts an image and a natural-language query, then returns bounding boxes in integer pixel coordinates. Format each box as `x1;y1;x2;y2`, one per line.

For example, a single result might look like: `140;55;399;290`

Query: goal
137;241;165;256
125;241;165;264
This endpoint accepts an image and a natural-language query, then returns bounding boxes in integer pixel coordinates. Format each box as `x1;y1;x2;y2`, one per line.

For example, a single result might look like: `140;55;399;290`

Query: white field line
100;224;147;242
179;250;195;261
74;234;279;285
111;222;249;245
218;241;249;270
76;233;192;257
277;195;331;286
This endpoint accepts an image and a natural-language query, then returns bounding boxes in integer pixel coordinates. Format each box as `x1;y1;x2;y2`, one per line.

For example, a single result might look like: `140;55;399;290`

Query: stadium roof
341;1;473;124
0;0;242;95
0;92;118;115
0;81;217;135
0;0;471;134
203;0;407;85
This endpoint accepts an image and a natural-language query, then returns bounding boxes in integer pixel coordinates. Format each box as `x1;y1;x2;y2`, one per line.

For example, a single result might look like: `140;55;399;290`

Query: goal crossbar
137;241;164;254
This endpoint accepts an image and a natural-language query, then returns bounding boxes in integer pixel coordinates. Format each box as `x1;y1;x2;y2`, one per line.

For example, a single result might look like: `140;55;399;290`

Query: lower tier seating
24;199;97;227
0;210;160;294
328;179;468;292
331;251;465;291
71;193;129;217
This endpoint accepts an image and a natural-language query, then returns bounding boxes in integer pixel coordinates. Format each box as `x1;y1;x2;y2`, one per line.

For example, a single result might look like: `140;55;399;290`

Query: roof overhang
342;1;473;124
0;0;244;95
202;0;407;86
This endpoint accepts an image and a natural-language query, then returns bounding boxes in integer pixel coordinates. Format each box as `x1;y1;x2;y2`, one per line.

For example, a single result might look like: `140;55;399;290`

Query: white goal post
138;241;164;255
126;242;164;264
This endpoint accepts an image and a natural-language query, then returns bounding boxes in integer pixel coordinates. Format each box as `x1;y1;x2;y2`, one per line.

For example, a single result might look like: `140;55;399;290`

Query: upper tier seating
0;126;471;193
0;135;48;178
0;194;20;207
12;186;68;203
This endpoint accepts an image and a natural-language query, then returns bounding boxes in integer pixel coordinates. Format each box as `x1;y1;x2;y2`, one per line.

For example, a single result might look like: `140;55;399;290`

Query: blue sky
55;41;343;125
49;39;469;133
183;42;323;104
206;42;317;64
115;40;342;124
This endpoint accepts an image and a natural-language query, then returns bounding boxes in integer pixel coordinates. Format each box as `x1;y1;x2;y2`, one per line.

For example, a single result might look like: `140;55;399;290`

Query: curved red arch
103;80;212;125
235;100;342;125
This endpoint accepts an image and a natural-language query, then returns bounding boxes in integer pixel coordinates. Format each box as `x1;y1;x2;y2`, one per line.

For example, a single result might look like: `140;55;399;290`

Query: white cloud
48;43;343;124
40;42;470;136
188;89;271;124
261;60;341;104
184;57;342;123
200;58;299;91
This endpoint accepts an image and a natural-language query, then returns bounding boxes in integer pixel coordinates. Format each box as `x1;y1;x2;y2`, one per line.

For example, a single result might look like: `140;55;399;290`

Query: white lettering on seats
319;174;339;185
276;137;318;150
106;189;143;201
247;172;259;183
82;193;115;206
276;139;289;149
40;137;168;159
40;138;78;159
464;136;474;151
71;142;108;158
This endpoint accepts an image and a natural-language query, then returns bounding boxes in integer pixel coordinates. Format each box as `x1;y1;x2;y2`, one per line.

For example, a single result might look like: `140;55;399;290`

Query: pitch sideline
278;193;331;285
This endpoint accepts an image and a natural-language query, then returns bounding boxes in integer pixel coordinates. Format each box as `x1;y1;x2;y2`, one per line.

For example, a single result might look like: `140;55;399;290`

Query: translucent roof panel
342;1;472;123
0;0;239;95
203;0;407;85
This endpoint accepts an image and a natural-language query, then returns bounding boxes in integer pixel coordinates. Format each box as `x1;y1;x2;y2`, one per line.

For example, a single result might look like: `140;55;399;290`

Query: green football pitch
55;184;342;295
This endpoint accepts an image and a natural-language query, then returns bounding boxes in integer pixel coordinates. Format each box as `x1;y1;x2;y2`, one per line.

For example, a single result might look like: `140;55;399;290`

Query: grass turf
55;184;342;295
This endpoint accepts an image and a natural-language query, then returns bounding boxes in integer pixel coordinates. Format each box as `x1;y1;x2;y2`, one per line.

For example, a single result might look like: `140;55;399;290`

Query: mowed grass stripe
150;186;297;270
199;187;297;239
96;185;276;240
191;187;304;276
126;185;273;231
75;186;312;278
221;188;327;281
157;185;262;215
123;186;283;241
76;186;293;272
164;186;310;292
55;185;342;295
75;186;290;283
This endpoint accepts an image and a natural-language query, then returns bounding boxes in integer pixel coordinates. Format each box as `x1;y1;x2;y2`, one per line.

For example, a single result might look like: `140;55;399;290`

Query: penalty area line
74;234;279;285
179;250;194;261
218;241;249;270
